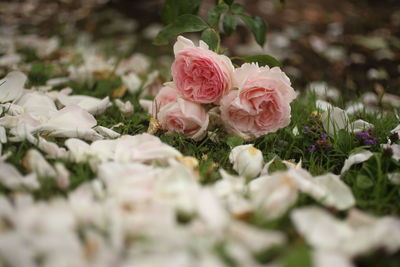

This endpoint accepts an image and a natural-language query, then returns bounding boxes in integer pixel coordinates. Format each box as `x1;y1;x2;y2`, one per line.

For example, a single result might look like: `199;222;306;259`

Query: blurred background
1;0;399;97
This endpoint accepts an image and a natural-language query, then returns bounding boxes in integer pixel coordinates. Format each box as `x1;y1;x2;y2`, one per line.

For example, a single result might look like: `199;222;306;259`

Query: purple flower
303;126;311;133
356;131;371;140
308;144;317;153
364;138;379;146
320;133;328;140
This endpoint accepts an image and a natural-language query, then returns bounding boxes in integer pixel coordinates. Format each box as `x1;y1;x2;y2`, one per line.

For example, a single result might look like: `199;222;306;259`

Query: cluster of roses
153;36;297;141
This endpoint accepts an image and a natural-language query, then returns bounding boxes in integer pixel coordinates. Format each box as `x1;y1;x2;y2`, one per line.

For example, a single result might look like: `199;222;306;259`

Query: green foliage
154;14;208;45
226;136;244;148
28;62;53;86
222;13;237;35
201;28;220;51
156;0;268;48
356;173;374;189
223;0;234;5
238;14;267;46
208;4;229;26
162;0;201;24
235;54;281;67
283;244;312;267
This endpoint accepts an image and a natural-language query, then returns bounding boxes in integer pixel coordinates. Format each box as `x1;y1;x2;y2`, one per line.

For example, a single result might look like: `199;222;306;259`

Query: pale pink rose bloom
153;82;180;112
171;36;234;104
220;63;297;138
158;98;209;141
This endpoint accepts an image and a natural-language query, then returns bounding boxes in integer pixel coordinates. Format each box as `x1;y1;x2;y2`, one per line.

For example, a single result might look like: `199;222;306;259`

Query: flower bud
229;144;263;178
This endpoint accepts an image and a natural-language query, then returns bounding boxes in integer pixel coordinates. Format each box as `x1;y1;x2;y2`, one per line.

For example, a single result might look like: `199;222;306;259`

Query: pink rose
158;98;209;141
220;63;297;138
153;82;180;112
171;36;234;104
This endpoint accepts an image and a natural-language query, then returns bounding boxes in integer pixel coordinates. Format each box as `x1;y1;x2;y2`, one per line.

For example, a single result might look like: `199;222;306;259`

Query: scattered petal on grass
94;126;121;138
350;119;373;133
34;105;103;141
54;162;70;189
313;173;355;210
228;221;286;253
316;99;334;112
0;126;7;143
0;71;26;103
260;156;276;175
115;99;134;115
57;94;111;115
341;150;373;174
322;107;349;136
139;99;153;114
313;250;354;267
292;206;400;257
122;73;141;94
388;173;400;185
382;143;400;161
22;149;56;178
0;161;39;190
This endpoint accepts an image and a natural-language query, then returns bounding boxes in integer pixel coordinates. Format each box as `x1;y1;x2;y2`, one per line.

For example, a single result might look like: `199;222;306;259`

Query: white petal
54;162;70;189
0;161;39;190
16;92;57;119
341;150;373;174
46;77;69;87
292;126;299;136
115;99;134;115
94;126;121;138
316;99;334;112
196;188;230;231
229;221;286;253
313;250;354;267
65;138;91;162
350;119;373;133
139;99;153;114
250;173;299;219
382;143;400;161
322;107;349;136
0;71;26;103
0;126;6;143
23;149;56;178
291;206;353;251
115;134;181;163
388;172;400;185
173;36;195;55
391;124;400;136
122;73;141;94
260;156;276;175
57;95;111;115
345;102;364;115
313;173;355;210
30;136;68;159
36;105;102;141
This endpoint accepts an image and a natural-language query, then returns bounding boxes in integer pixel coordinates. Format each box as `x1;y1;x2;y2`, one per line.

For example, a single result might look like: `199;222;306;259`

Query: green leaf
162;0;201;24
236;55;281;67
283;245;312;267
226;136;244;148
223;0;234;5
201;28;220;51
356;174;374;189
239;15;267;46
207;4;229;27
231;3;245;15
154;14;208;45
223;13;237;36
